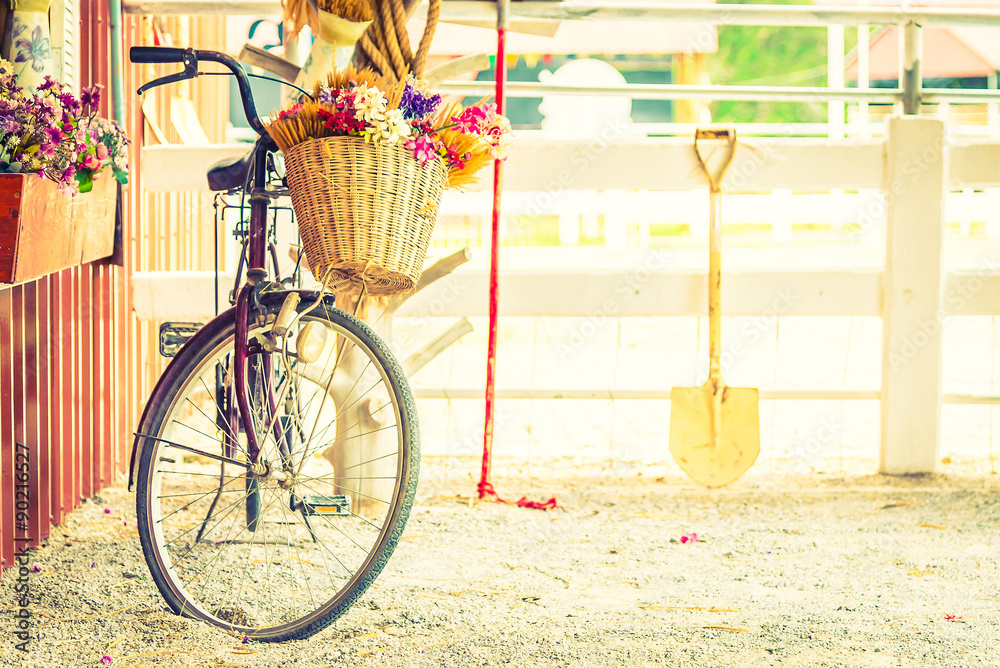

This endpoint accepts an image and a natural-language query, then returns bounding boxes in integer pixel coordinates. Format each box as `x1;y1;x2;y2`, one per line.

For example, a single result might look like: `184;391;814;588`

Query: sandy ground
2;459;999;668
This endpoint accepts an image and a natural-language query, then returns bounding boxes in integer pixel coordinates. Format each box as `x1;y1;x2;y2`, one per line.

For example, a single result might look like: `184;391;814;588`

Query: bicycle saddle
207;150;252;192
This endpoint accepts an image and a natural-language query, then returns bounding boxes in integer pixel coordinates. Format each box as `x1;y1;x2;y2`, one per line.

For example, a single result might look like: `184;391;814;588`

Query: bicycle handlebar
130;46;188;63
129;46;267;137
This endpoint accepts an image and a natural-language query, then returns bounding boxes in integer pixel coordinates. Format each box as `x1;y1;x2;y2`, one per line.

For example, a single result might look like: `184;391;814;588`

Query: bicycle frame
233;137;279;464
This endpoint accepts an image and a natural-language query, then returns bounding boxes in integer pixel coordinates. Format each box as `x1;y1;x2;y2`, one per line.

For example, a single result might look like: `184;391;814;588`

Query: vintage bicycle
126;46;419;642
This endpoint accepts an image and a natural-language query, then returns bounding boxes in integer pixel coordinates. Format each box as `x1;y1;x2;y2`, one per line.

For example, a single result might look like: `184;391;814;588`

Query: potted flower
0;59;130;284
267;66;511;296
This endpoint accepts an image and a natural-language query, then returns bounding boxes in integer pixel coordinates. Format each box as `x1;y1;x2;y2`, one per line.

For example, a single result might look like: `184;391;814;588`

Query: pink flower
96;144;109;161
81;153;100;171
100;656;113;665
277;102;302;120
33;565;41;572
680;532;698;544
80;85;102;111
406;134;442;165
452;103;496;134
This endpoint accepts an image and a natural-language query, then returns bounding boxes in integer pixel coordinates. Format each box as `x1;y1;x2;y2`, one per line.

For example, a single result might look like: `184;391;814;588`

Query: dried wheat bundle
268;99;328;152
283;0;373;38
317;0;372;22
320;64;390;95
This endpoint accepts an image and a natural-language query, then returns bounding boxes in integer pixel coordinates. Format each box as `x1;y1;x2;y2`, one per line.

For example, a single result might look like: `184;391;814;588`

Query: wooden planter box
0;171;117;285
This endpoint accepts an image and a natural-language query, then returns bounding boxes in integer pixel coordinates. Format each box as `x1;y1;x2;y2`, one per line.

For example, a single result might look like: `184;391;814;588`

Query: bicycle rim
135;299;419;641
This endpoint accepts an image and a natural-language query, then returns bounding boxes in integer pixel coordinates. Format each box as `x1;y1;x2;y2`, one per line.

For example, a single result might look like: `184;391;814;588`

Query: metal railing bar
437;81;905;103
411;388;883;401
922;89;1000;105
439;81;1000;105
411;389;1000;404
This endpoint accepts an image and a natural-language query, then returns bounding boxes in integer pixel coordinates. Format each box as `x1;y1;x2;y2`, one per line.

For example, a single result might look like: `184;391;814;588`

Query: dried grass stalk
283;0;373;38
317;0;373;22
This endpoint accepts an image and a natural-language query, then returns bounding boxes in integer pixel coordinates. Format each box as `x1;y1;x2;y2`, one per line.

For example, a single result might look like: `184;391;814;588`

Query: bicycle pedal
290;493;351;516
159;322;203;357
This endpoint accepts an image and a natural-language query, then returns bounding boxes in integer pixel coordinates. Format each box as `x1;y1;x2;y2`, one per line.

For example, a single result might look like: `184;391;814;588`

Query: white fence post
880;116;947;474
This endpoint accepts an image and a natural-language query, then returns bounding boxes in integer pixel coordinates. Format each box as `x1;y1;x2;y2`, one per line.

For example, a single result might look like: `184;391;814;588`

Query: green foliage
707;0;860;124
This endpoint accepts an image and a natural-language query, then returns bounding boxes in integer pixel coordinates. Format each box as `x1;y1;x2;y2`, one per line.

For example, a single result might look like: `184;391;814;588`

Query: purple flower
241;635;250;644
58;92;80;116
103;508;111;514
91;562;96;568
0;116;20;134
80;85;101;111
399;82;441;121
37;76;57;92
33;565;41;572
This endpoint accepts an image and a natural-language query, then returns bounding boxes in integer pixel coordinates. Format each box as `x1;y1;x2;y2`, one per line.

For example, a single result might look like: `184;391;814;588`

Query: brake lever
137;48;200;96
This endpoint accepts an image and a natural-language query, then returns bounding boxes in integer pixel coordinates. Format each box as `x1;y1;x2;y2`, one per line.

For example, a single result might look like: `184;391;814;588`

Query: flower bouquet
0;60;129;194
267;67;512;296
0;60;130;283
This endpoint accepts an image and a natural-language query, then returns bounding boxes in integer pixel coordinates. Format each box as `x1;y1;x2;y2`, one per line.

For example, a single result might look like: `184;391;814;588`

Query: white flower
365;109;412;145
354;86;387;124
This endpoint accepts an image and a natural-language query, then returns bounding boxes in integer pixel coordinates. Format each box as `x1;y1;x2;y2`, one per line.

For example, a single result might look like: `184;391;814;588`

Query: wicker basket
283;135;448;296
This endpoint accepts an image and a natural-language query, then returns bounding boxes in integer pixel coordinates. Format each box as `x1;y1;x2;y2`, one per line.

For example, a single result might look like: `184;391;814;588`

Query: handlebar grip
130;46;188;64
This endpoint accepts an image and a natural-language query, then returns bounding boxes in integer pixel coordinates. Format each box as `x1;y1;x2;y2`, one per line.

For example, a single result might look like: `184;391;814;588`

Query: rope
354;0;440;80
377;0;408;79
411;0;441;78
477;481;561;511
359;37;394;79
390;0;413;64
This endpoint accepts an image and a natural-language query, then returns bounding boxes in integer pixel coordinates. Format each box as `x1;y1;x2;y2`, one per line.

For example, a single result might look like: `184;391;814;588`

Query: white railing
126;3;1000;474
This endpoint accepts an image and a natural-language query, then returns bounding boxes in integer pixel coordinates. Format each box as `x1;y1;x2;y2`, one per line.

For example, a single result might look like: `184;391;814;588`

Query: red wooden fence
0;3;143;577
0;7;228;578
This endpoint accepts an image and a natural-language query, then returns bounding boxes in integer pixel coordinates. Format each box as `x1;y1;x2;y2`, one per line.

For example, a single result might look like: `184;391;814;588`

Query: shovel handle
694;129;737;386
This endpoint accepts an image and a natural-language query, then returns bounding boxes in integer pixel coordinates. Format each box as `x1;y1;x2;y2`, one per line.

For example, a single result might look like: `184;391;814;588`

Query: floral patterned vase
2;0;53;91
292;10;371;97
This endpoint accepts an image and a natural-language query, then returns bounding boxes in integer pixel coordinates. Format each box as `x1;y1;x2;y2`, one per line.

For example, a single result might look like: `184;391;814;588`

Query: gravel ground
3;459;999;668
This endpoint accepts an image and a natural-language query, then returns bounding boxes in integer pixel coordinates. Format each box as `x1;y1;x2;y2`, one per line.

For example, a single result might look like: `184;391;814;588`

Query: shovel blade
669;383;760;488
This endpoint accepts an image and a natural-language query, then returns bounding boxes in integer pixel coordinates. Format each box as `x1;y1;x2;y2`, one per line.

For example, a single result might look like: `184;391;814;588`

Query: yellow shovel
669;128;760;488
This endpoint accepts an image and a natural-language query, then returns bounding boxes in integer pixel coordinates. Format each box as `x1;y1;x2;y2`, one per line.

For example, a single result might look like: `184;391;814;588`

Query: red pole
479;3;508;499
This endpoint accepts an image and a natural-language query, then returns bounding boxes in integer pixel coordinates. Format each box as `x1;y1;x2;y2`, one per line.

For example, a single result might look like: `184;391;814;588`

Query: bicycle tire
134;292;419;641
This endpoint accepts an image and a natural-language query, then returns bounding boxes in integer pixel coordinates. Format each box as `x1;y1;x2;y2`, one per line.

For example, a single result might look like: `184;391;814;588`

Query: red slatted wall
0;3;145;576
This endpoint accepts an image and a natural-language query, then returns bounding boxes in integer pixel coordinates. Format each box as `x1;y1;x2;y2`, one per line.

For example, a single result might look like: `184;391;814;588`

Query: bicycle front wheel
134;294;419;641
